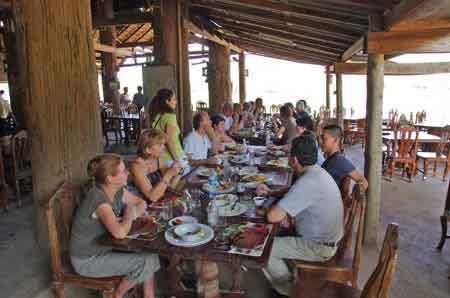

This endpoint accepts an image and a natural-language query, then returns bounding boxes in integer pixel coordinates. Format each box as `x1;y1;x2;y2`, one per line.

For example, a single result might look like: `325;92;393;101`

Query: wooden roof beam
202;9;357;42
367;27;450;54
116;41;154;48
201;0;369;30
341;37;365;62
94;43;133;56
191;1;366;35
295;0;387;11
121;24;147;43
184;19;242;53
93;13;153;28
333;61;450;75
385;0;450;28
216;19;347;53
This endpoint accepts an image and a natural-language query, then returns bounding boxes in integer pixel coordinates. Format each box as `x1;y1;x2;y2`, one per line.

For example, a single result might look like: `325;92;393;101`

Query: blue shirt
322;152;356;189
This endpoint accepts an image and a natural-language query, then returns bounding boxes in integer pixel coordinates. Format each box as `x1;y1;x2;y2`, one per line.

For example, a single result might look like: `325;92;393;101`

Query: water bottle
265;133;271;146
207;199;219;228
242;139;248;153
207;171;218;200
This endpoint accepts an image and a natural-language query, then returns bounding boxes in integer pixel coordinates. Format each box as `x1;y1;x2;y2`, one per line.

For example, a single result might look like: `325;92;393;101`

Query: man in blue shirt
321;125;368;191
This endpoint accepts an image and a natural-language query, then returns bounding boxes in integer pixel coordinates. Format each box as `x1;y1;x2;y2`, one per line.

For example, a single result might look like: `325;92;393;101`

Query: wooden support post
336;72;343;128
180;17;192;132
239;52;246;104
100;27;120;113
154;0;188;132
11;0;103;247
364;54;385;245
208;42;231;114
325;66;331;110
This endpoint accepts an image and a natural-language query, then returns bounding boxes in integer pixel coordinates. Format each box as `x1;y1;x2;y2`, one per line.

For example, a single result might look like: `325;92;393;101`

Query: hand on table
207;156;218;166
256;183;270;196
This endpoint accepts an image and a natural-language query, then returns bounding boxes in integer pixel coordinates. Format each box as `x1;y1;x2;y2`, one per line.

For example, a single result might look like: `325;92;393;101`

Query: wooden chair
416;126;450;181
46;181;125;298
354;118;366;148
270;104;280;114
343;120;356;145
384;126;419;182
10;130;32;207
340;176;352;211
437;180;450;250
291;224;399;298
101;108;121;146
291;183;366;288
196;101;208;112
0;145;7;211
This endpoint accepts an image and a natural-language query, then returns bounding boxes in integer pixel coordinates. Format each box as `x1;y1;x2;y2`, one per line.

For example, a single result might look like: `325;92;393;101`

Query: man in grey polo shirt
263;132;344;296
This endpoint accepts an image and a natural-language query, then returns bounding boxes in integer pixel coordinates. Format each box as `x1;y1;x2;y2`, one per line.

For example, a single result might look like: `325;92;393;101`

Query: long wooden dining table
98;148;293;298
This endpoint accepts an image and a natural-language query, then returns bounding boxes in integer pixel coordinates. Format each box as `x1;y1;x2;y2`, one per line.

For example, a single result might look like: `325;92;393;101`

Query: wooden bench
290;183;366;288
291;223;399;298
46;181;127;298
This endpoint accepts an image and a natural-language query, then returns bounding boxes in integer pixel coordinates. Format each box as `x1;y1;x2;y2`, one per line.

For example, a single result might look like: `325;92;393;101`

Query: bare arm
267;205;288;223
349;170;369;191
186;153;217;167
95;203;135;239
205;125;221;154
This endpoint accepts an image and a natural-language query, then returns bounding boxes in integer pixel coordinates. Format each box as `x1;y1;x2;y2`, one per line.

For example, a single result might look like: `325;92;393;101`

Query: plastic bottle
265;133;271;146
207;171;218;200
207;199;219;228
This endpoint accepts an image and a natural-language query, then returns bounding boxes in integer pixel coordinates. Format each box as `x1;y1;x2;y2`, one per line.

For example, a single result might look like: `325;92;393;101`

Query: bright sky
92;51;450;123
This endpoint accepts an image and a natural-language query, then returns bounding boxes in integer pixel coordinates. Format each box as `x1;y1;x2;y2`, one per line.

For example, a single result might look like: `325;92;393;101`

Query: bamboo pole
239;53;246;104
326;66;331;109
336;72;343;127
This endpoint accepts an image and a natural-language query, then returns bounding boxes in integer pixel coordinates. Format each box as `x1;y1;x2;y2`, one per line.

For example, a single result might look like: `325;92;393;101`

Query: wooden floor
0;144;449;298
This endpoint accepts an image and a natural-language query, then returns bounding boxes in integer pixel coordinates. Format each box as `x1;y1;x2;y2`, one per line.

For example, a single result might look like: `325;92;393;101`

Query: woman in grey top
70;154;160;298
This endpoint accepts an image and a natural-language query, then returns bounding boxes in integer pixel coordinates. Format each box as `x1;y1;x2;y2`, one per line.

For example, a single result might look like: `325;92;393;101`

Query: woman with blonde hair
129;128;182;203
70;153;160;298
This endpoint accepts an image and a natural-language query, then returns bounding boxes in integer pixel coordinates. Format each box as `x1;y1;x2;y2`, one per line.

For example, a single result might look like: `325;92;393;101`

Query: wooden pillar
364;53;385;245
336;72;344;128
11;0;103;247
208;42;231;114
154;0;187;132
3;14;26;128
325;66;331;110
181;23;192;132
239;52;246;104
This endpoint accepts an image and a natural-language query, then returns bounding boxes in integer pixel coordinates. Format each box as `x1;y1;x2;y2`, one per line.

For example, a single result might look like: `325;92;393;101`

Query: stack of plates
165;223;214;247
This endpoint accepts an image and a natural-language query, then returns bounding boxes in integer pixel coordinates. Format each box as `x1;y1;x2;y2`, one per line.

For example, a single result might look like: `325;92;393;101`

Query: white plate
239;166;258;176
169;216;199;227
165;224;214;247
215;194;238;207
202;183;235;194
243;182;260;189
197;168;215;178
218;203;248;217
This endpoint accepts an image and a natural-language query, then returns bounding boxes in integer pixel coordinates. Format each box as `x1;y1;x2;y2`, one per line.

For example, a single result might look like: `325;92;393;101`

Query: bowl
253;196;266;207
174;223;204;242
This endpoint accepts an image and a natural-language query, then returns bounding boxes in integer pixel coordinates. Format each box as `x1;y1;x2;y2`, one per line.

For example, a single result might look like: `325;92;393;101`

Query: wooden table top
382;131;443;143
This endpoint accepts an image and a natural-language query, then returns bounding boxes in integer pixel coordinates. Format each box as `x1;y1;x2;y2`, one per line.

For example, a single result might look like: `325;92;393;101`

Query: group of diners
69;88;368;298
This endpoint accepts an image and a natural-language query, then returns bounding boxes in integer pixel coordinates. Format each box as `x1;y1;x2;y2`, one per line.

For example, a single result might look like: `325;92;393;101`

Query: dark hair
193;113;204;130
290;131;318;166
279;104;292;118
137;86;142;90
0;90;4;95
323;124;343;140
211;114;225;128
148;88;175;123
296;116;314;131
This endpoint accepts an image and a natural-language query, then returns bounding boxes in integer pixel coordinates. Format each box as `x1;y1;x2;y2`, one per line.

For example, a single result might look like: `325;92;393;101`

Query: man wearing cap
261;132;344;296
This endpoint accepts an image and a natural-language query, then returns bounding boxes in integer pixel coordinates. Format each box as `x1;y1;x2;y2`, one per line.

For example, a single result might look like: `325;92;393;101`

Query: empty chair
10;130;32;207
384;126;419;182
416;126;450;181
196;101;208;112
101;108;121;146
291;224;399;298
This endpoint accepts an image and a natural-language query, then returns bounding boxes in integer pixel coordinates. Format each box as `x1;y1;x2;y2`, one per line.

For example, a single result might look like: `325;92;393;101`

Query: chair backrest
127;103;139;115
336;183;365;259
196;101;208;112
393;126;419;160
361;224;399;298
46;181;83;277
357;118;366;130
12;130;31;174
340;175;352;209
351;183;366;279
437;126;450;158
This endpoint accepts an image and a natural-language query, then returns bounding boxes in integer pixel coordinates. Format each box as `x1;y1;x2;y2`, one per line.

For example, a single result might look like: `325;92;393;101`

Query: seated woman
129;129;182;203
70;154;160;298
211;115;235;144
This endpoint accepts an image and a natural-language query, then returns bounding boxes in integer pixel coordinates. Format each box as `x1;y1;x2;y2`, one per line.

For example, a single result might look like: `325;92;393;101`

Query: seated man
321;124;368;191
211;115;235;144
260;132;344;296
183;112;219;166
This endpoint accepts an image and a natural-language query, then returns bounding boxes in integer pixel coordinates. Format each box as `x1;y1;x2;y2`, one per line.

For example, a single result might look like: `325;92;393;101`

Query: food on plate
230;225;269;249
266;159;289;167
242;175;268;183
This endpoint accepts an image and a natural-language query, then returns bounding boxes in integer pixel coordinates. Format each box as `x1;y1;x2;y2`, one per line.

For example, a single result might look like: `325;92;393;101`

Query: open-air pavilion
0;1;449;298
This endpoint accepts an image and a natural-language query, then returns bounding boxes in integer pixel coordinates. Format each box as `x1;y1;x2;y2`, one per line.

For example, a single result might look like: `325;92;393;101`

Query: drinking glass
160;201;173;221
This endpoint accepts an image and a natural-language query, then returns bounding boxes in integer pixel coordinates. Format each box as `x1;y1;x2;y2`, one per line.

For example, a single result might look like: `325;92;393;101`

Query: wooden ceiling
89;0;448;65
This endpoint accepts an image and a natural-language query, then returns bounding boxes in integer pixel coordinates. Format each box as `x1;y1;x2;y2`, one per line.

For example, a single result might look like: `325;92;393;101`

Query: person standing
132;86;147;111
0;90;13;137
120;87;131;106
149;89;185;167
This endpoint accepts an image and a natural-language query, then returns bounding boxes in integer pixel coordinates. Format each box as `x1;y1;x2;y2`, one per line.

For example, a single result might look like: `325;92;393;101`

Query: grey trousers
71;251;160;284
263;237;337;296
